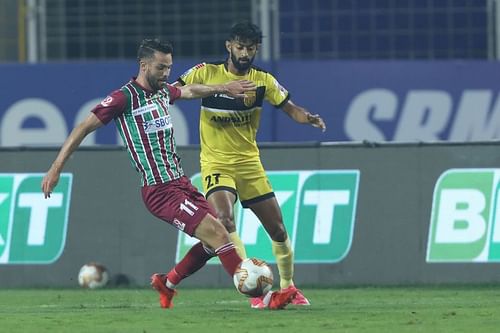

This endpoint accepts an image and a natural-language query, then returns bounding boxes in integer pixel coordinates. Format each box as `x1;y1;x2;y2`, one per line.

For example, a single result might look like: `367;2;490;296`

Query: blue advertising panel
1;60;500;147
0;61;203;147
274;60;500;142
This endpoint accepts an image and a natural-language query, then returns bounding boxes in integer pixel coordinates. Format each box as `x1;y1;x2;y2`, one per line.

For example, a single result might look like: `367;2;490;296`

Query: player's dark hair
228;21;263;44
137;38;173;61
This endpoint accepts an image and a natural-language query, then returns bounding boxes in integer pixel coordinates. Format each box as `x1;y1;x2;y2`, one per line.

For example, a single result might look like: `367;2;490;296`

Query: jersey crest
243;91;256;107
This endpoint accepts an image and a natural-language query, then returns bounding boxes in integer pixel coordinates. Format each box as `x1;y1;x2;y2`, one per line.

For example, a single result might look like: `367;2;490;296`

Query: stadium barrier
3;61;500;147
0;142;499;287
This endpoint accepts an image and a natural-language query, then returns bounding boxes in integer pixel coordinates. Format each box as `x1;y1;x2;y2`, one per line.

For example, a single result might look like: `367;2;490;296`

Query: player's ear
225;40;232;52
139;60;147;73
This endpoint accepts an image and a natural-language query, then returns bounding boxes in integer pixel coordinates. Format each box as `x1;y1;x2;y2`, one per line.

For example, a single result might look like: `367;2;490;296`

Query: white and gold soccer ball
78;263;109;289
233;258;273;297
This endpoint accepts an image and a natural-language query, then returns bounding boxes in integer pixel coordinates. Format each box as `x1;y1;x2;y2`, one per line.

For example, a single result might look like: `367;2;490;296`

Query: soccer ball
78;263;109;289
233;258;273;297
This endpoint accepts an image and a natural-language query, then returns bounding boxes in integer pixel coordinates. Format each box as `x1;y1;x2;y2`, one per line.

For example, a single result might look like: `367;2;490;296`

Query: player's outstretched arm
178;80;256;99
281;100;326;132
42;113;104;198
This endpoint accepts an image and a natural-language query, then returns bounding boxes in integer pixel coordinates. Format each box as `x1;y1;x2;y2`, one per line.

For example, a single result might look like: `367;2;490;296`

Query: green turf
1;287;500;332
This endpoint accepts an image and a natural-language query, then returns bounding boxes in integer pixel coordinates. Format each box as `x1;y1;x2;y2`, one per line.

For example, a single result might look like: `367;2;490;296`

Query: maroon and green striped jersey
92;78;184;186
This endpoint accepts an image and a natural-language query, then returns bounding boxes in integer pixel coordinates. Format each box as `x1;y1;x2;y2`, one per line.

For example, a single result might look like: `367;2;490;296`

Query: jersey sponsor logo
100;96;113;107
132;104;158;117
143;115;172;133
176;170;360;263
0;173;72;264
214;93;235;100
427;169;500;262
172;218;185;231
209;114;252;127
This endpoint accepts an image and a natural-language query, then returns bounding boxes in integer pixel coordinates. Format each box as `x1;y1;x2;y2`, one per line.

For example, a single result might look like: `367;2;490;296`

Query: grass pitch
1;286;500;332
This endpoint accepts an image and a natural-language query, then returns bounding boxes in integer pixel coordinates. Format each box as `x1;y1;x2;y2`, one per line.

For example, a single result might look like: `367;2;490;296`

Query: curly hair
228;21;263;44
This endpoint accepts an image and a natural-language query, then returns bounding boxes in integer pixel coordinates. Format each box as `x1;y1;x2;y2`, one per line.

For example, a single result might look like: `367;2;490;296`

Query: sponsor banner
0;173;72;264
176;170;360;264
0;62;193;147
427;168;500;262
3;61;500;147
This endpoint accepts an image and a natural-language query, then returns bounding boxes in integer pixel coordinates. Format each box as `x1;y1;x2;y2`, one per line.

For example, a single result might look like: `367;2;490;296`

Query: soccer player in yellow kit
175;21;326;308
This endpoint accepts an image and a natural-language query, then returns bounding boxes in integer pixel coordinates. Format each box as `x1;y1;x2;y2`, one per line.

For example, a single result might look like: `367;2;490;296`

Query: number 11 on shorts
180;199;198;216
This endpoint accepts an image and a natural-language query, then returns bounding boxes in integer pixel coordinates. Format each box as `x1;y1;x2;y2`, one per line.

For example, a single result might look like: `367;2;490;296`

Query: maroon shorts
141;176;216;236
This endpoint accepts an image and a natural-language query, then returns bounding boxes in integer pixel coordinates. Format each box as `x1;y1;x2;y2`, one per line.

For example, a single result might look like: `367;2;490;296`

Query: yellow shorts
201;160;274;207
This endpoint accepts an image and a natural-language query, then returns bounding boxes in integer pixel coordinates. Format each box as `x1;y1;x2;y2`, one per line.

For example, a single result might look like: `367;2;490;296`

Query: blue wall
2;60;500;146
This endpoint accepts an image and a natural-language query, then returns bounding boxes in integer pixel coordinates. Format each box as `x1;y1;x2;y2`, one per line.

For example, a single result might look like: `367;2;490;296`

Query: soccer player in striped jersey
41;38;296;310
175;22;327;308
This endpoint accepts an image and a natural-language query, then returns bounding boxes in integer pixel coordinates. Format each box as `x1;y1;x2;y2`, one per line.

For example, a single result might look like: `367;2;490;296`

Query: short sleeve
177;63;206;85
264;73;290;108
166;84;182;104
91;90;127;124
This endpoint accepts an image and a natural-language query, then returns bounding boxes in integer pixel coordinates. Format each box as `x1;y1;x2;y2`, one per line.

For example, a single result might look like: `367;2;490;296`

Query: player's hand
41;169;60;199
307;113;326;132
224;80;256;98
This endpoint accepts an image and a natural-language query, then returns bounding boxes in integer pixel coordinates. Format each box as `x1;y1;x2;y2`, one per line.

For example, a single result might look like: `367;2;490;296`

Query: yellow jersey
177;61;290;165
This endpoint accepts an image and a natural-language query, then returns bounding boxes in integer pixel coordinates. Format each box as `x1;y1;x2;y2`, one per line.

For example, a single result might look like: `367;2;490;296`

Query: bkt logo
427;169;500;262
0;173;72;264
177;170;360;263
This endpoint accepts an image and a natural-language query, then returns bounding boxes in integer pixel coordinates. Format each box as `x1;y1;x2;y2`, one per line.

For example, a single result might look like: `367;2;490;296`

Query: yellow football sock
272;237;294;289
229;232;247;259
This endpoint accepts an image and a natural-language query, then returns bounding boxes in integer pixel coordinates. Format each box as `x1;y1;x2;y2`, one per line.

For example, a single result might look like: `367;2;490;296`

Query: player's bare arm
178;80;256;99
281;100;327;132
42;113;104;198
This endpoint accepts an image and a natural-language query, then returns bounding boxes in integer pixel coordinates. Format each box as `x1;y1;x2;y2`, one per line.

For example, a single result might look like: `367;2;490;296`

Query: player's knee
267;223;287;242
217;213;236;232
207;219;231;246
195;215;231;248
